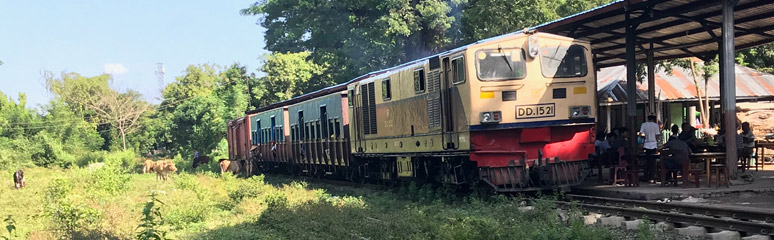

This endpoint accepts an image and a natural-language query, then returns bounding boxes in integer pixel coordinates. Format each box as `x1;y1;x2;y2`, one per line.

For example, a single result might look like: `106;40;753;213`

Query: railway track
561;194;774;236
262;172;774;235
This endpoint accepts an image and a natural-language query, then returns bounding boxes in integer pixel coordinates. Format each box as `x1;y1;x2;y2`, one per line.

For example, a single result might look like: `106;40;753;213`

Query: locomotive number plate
516;103;555;119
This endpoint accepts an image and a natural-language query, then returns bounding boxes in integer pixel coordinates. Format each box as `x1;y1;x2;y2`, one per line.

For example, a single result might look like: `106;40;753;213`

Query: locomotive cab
466;32;596;191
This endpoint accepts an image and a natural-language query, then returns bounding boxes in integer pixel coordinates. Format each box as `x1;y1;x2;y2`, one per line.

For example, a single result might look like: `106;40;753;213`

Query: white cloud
104;63;128;75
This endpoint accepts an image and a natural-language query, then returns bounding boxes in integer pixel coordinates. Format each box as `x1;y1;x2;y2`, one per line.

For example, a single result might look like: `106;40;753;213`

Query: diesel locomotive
227;31;596;192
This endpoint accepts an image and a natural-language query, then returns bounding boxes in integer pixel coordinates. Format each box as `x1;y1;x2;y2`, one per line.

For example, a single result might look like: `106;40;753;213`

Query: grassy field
0;162;618;240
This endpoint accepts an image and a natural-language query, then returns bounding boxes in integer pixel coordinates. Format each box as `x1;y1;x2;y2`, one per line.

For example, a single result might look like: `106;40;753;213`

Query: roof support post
625;11;638;152
647;43;656;117
721;0;739;176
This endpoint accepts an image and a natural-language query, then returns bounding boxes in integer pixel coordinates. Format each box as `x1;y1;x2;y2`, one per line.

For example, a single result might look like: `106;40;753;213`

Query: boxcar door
441;56;462;150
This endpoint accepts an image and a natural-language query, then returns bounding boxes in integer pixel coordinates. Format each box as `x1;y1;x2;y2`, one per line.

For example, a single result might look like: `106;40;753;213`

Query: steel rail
557;201;774;235
565;194;774;223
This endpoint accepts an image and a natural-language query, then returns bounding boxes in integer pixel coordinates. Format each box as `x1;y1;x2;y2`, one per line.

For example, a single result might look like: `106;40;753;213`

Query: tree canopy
241;0;616;108
4;0;774;171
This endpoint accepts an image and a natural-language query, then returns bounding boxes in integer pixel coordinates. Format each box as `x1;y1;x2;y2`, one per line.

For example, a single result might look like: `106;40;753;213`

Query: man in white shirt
639;115;660;182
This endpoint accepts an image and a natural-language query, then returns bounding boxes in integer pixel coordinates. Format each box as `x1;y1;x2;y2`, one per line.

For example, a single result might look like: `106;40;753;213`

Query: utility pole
155;63;165;97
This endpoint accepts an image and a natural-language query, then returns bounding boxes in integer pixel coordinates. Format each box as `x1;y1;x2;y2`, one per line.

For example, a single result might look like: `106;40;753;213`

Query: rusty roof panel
597;65;774;103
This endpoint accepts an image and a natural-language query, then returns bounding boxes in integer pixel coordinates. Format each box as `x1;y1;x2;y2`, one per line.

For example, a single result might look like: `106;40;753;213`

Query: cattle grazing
192;156;211;169
154;160;178;181
143;160;156;174
13;170;25;189
219;159;240;175
88;162;105;172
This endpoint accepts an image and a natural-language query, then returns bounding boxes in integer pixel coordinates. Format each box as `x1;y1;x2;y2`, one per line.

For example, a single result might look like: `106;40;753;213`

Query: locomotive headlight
569;106;590;119
480;111;502;124
527;34;539;58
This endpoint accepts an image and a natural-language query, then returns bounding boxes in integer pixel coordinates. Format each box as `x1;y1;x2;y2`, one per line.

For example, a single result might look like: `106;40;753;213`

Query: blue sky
0;0;267;108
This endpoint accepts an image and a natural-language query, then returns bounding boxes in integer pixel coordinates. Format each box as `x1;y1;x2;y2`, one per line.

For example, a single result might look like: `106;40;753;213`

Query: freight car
228;31;596;192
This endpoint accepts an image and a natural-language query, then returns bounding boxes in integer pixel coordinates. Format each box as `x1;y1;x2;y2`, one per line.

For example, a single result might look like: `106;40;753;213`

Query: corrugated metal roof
537;0;774;68
597;64;774;103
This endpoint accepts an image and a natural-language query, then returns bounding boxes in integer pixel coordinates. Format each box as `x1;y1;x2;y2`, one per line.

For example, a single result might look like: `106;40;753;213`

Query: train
226;30;597;192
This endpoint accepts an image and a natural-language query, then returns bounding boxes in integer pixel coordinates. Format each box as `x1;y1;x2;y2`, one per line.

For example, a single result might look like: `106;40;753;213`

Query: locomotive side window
475;49;526;81
452;57;465;84
382;78;392;101
414;68;425;93
540;44;588;78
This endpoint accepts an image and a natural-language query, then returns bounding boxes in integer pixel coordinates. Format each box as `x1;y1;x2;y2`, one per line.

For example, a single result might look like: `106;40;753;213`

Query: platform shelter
533;0;774;174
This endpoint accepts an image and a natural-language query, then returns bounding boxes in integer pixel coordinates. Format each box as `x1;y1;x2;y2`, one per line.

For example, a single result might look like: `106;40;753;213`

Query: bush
228;175;266;203
44;178;102;239
104;151;136;172
76;151;106;168
136;192;167;240
2;215;17;240
264;191;288;209
76;151;136;172
165;203;209;229
90;166;132;196
173;172;199;191
47;200;102;239
288;181;307;190
31;132;76;168
45;178;72;204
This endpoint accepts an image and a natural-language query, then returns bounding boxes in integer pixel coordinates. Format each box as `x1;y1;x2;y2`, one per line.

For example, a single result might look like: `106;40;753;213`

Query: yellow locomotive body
348;32;595;190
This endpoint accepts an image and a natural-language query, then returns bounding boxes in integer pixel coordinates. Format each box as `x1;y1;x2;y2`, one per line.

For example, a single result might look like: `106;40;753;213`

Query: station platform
571;169;774;202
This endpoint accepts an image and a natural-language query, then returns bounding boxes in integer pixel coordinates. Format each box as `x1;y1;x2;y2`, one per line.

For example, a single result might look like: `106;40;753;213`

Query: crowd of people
593;115;757;184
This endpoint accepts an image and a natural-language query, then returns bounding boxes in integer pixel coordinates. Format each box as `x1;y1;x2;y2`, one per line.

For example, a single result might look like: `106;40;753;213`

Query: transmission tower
155;63;165;95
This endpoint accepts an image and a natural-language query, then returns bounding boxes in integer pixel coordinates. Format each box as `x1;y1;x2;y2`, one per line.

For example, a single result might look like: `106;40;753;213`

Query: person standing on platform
640;115;660;182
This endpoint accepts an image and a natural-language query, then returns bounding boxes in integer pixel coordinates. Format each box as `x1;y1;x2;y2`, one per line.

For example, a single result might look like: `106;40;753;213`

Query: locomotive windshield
540;44;588;78
475;49;526;81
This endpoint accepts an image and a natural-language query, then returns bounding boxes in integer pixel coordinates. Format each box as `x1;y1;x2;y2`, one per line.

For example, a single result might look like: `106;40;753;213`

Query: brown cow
219;159;240;175
192;156;211;169
154;160;178;181
143;160;155;174
13;170;25;189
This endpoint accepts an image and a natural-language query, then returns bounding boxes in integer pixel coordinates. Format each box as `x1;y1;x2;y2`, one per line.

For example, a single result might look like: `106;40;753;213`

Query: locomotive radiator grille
427;70;442;128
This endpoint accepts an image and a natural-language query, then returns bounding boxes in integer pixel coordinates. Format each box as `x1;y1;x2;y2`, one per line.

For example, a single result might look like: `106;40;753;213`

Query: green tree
168;95;225;155
461;0;611;42
259;52;327;105
242;0;458;87
160;64;221;114
126;109;162;156
44;71;111;118
218;64;251;120
461;0;559;41
158;63;260;157
737;43;774;73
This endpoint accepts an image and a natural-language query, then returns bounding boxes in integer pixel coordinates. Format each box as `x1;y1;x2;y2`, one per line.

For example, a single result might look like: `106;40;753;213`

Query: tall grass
1;165;617;240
